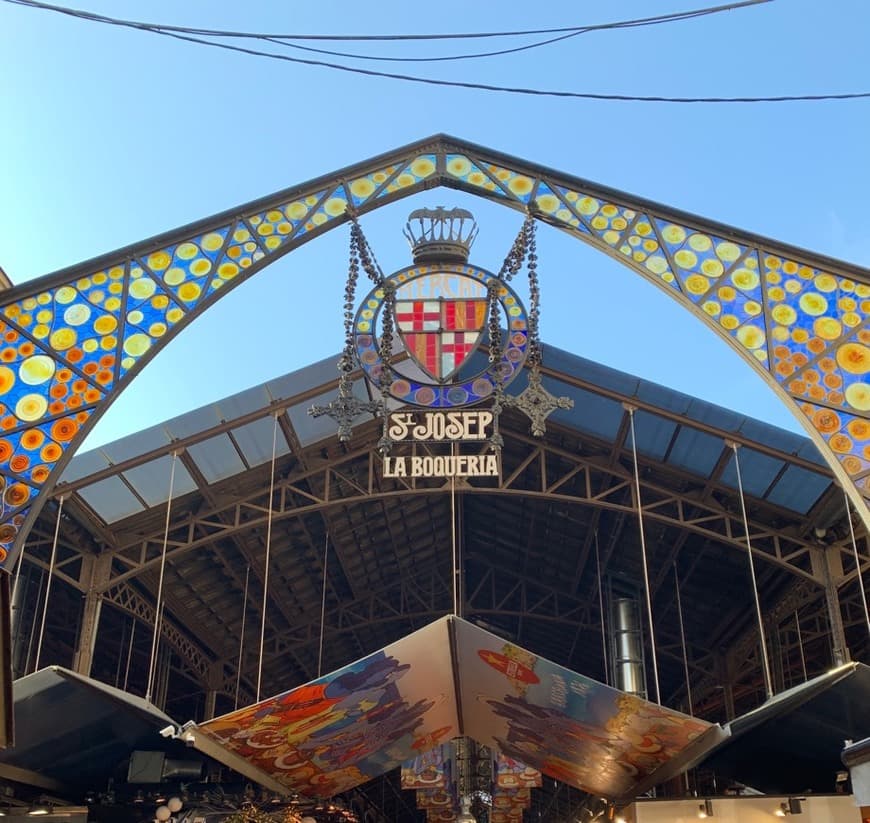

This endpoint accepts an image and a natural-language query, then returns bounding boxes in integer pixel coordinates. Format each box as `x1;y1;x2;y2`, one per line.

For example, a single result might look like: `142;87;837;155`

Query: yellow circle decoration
837;343;870;374
685;274;709;295
49;328;76;351
350;178;375;199
731;268;759;290
147;251;171;271
176;243;199;260
661;225;686;244
674;250;698;269
218;262;239;280
15;393;47;422
201;233;224;251
745;301;762;316
716;242;741;262
123;333;152;358
577;197;599;215
720;315;739;330
127;310;144;325
645;256;669;275
149;322;167;338
94;315;118;335
771;305;797;326
55;286;77;305
813;317;843;341
19;356;55;386
129;278;156;300
190;259;211;277
701;259;725;279
508;176;534;197
312;212;328;226
814;273;838;292
688;234;712;252
702;301;721;316
286;202;308;220
845;382;870;411
82;339;97;353
324;197;348;217
737;325;765;350
164;267;186;286
177;282;201;303
536;194;560;214
410;158;436;178
799;292;828;316
166;308;184;324
447;157;471;177
63;304;91;326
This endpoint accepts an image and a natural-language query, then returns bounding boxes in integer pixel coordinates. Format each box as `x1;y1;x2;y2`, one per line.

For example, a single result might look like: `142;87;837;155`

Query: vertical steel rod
123;618;136;692
35;495;64;671
844;490;870;641
451;443;459;617
627;407;661;704
730;442;773;700
317;533;329;678
146;453;177;703
794;609;807;682
673;561;693;715
594;530;609;685
234;565;250;710
256;413;280;702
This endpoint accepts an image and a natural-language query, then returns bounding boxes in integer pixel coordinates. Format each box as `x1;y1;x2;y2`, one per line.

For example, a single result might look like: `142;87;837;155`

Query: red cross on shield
395;298;488;381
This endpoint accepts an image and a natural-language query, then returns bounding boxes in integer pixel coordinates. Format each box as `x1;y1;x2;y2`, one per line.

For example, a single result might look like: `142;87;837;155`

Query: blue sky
1;0;868;449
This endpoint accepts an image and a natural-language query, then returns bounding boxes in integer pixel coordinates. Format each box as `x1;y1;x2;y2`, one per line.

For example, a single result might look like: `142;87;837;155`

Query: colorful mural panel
189;617;724;803
193;618;457;797
453;618;719;799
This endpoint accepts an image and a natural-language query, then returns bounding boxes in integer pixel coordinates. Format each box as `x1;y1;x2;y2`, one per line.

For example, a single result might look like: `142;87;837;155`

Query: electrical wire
255;3;771;64
2;0;770;44
6;0;867;102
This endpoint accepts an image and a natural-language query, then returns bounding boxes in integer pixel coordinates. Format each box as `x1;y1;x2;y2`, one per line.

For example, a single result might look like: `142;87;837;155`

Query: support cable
594;530;609;685
673;561;693;715
234;565;250;710
626;406;661;704
317;533;329;678
34;495;64;671
146;453;177;704
729;441;774;700
123;617;136;692
256;413;280;702
844;490;870;642
794;610;807;682
451;444;459;617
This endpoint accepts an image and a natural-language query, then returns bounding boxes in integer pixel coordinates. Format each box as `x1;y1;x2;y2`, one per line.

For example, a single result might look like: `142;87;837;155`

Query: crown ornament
403;206;479;264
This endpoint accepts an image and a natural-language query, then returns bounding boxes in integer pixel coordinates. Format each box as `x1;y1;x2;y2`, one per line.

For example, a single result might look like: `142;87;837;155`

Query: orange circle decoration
50;419;78;442
837;343;870;375
0;366;15;395
30;465;50;484
812;409;841;434
829;434;853;454
4;484;29;507
40;442;62;463
0;440;12;462
21;429;45;451
9;455;29;473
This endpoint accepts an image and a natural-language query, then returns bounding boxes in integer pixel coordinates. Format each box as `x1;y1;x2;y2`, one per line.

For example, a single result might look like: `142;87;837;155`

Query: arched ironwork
1;134;869;566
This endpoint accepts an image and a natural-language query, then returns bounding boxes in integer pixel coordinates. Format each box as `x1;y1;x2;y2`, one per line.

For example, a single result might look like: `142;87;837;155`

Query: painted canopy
182;616;725;801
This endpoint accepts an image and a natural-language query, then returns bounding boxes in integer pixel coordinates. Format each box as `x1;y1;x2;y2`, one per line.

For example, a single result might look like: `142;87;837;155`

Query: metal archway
1;133;869;567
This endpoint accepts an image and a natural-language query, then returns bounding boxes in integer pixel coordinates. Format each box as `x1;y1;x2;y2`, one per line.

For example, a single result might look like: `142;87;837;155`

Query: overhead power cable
2;0;770;43
5;0;869;103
